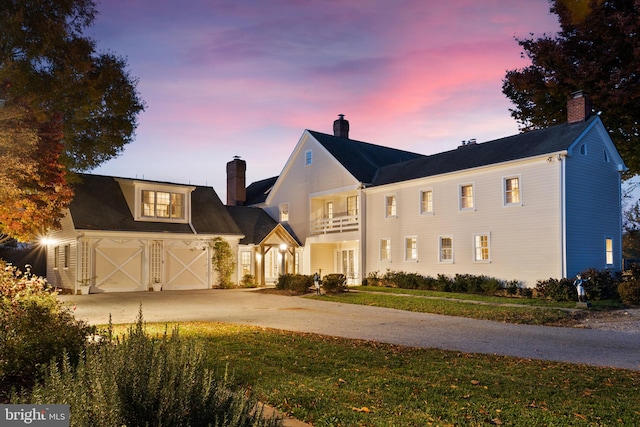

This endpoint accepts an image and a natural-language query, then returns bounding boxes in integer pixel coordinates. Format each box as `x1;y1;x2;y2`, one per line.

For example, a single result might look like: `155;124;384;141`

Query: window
80;240;90;283
150;241;163;283
420;190;433;214
504;177;521;205
347;195;358;216
54;246;60;269
380;239;391;261
326;201;334;219
305;150;312;166
64;244;70;269
580;144;587;155
460;184;474;210
279;203;289;222
439;236;453;263
405;236;417;261
385;195;397;217
142;190;184;219
605;238;613;265
603;150;609;162
241;251;252;275
474;234;490;262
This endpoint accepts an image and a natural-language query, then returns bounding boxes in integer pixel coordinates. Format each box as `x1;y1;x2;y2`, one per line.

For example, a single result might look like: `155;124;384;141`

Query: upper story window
280;203;289;222
347;195;358;216
385;195;397;218
142;190;185;219
504;177;521;206
326;201;334;219
605;237;613;265
420;189;433;214
305;150;313;166
603;150;609;162
580;144;587;155
460;184;474;210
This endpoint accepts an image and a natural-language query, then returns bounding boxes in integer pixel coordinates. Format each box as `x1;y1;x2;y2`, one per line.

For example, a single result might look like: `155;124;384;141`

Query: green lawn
124;322;640;427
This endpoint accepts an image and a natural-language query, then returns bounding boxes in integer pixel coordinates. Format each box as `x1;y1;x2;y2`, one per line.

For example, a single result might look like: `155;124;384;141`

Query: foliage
0;261;92;401
579;267;620;300
15;313;282;427
0;0;145;241
210;237;236;288
534;277;577;301
145;322;640;426
502;0;640;176
623;199;640;260
276;274;312;294
321;273;347;294
619;264;640;305
0;108;73;241
240;273;257;288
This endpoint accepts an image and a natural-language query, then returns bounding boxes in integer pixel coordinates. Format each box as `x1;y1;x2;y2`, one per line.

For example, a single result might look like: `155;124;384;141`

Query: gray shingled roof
307;130;425;184
245;176;278;206
70;174;242;235
372;115;598;186
226;206;279;245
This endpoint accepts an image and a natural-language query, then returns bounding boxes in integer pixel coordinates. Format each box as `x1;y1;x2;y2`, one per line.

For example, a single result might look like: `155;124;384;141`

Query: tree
0;0;145;241
502;0;640;176
210;237;236;288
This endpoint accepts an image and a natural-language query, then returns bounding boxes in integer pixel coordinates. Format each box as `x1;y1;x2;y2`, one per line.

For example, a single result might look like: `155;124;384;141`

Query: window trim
503;175;522;207
419;189;434;215
605;237;614;266
279;203;289;222
130;181;193;224
473;233;491;263
459;183;475;211
439;235;454;264
405;236;418;262
385;194;397;218
304;149;313;166
380;238;391;262
63;244;70;269
54;246;60;270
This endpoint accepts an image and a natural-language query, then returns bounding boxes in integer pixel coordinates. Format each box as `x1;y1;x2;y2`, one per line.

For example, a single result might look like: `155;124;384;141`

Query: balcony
310;214;359;235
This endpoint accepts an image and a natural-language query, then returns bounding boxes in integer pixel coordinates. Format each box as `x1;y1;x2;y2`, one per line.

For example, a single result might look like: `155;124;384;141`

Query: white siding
45;210;78;291
365;156;563;286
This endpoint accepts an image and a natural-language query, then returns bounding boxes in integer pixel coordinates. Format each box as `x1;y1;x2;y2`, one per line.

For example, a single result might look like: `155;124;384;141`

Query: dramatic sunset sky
90;0;561;200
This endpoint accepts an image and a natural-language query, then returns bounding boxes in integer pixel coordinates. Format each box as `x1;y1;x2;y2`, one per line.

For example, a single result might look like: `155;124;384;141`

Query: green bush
534;277;576;301
579;268;619;300
276;274;313;294
240;274;257;288
619;265;640;305
322;274;347;294
16;313;282;427
0;262;93;401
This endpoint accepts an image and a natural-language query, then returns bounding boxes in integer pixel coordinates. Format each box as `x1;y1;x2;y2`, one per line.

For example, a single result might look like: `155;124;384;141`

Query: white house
47;93;626;293
239;93;626;287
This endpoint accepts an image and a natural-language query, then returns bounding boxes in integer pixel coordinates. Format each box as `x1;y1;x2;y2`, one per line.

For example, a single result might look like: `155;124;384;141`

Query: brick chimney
567;91;592;124
333;114;349;138
226;156;246;206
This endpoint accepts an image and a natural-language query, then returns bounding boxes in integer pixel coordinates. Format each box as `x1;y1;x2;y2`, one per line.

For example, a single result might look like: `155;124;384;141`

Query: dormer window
142;190;185;219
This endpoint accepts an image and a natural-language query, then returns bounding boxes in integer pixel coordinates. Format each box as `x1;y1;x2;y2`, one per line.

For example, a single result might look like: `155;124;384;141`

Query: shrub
210;237;236;288
322;274;347;294
240;274;257;288
276;274;313;294
15;313;282;427
579;268;619;300
619;265;640;305
534;277;576;301
0;262;93;402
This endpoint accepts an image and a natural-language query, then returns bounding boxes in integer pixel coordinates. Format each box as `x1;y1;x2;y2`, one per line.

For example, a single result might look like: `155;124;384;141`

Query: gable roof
372;115;601;186
245;176;278;206
226;206;280;244
69;174;242;235
307;130;424;184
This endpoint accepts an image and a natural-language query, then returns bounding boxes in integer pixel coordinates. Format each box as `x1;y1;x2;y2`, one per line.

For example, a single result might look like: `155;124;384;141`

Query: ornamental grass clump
16;311;282;427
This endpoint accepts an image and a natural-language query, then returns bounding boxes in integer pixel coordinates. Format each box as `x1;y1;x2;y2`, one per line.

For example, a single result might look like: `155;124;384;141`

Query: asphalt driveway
59;289;640;371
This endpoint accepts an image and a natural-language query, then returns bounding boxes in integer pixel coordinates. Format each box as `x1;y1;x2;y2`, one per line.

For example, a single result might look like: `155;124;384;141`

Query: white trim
404;235;418;262
438;235;454;264
502;175;523;207
458;183;475;211
385;194;398;218
419;188;434;215
472;232;491;263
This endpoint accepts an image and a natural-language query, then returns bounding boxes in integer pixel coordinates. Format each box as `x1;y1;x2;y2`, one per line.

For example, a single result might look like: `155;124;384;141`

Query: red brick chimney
226;156;246;206
567;91;592;124
333;114;349;138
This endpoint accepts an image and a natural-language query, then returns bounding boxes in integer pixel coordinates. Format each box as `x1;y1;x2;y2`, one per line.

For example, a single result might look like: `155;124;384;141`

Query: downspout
559;154;567;278
358;183;366;285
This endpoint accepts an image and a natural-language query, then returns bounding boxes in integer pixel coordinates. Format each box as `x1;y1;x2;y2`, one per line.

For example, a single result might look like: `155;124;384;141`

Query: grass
307;288;576;325
110;322;640;427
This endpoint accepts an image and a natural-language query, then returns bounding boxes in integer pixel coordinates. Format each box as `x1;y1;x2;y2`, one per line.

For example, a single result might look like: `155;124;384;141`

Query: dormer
115;178;195;224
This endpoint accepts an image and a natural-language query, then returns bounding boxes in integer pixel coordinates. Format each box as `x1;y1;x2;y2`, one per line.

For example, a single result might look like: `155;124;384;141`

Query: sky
90;0;561;201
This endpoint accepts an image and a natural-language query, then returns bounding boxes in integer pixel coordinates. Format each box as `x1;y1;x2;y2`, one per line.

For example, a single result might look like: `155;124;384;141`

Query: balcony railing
310;215;359;235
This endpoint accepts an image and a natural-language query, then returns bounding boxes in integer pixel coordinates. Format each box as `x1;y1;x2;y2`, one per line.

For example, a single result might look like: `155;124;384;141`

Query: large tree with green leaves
0;0;144;241
502;0;640;176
